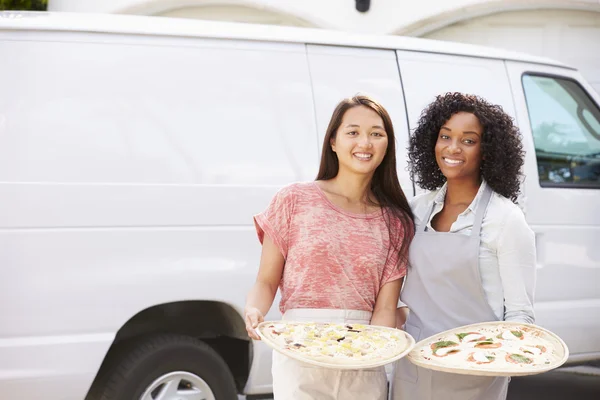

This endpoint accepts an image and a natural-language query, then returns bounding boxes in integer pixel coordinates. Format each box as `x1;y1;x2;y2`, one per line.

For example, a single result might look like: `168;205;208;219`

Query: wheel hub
140;371;216;400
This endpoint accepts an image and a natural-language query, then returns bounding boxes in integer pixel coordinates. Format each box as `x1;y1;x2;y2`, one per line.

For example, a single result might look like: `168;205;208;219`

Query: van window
522;74;600;188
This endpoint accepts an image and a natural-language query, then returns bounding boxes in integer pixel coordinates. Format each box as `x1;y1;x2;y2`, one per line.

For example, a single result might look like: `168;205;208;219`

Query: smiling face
435;112;483;183
331;105;389;177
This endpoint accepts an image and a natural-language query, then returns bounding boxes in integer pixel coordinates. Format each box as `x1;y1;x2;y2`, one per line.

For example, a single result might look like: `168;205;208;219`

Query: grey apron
392;184;509;400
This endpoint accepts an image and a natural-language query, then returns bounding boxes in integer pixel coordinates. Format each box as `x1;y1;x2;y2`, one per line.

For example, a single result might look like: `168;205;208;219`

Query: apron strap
471;183;493;237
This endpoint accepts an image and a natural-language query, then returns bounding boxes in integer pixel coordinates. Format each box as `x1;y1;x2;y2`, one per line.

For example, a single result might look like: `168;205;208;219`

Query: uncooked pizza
257;321;414;369
408;321;568;376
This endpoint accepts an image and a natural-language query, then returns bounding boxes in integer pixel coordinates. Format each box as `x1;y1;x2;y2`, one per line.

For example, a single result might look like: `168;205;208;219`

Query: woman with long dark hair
244;95;414;399
392;92;536;400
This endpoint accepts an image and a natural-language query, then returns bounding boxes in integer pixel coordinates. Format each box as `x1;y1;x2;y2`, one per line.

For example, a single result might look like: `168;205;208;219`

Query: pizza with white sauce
408;321;568;376
257;321;415;369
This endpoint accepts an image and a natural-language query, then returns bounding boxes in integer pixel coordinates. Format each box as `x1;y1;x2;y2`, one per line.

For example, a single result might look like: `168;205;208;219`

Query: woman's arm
498;208;537;324
371;278;403;328
244;235;285;339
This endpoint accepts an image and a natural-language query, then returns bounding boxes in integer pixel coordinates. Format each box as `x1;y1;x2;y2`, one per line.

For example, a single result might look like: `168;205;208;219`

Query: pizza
256;321;414;369
408;321;568;376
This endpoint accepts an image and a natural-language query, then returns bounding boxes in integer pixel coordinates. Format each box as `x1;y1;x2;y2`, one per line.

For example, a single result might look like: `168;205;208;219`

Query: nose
448;139;461;154
359;134;373;148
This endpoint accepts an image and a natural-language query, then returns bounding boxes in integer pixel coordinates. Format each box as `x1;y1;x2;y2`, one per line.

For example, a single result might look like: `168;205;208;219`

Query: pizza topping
457;332;487;343
520;346;537;356
506;353;533;364
434;347;461;357
469;351;495;364
429;340;459;357
269;323;286;335
537;345;547;353
520;345;543;356
431;340;458;350
474;341;502;349
499;330;524;340
345;325;363;333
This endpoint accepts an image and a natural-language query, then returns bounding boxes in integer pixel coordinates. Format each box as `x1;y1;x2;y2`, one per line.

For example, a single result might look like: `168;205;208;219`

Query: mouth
353;152;373;161
442;157;464;166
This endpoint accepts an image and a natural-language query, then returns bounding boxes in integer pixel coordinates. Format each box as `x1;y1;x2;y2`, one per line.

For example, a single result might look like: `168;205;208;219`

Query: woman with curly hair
392;92;536;400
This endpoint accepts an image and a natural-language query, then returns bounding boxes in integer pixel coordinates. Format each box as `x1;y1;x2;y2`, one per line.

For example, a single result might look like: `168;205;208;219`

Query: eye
347;131;358;136
439;134;450;140
463;139;476;145
371;132;385;137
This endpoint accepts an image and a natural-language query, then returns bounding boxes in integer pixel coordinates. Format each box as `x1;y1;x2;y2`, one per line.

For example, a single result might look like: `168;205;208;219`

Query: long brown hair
316;95;415;270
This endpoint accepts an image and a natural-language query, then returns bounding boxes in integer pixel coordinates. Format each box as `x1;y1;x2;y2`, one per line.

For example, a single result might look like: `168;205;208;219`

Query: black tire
94;334;238;400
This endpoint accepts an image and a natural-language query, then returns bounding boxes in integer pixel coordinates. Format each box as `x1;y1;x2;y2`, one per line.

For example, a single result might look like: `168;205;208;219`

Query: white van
1;11;598;400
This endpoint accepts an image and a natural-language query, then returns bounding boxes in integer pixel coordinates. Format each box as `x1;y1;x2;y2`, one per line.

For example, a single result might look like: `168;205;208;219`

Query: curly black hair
408;92;525;203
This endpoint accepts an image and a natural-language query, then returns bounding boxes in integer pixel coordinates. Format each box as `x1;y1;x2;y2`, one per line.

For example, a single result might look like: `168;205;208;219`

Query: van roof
0;11;571;69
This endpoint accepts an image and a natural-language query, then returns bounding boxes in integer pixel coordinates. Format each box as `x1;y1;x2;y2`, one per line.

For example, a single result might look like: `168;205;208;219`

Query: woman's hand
244;306;265;340
396;306;409;329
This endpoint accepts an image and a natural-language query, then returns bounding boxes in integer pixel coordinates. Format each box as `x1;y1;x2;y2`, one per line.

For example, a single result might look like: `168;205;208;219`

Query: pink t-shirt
254;182;409;314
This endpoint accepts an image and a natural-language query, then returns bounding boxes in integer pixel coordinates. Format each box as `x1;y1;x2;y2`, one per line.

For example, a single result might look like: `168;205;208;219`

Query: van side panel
0;32;318;398
307;45;413;195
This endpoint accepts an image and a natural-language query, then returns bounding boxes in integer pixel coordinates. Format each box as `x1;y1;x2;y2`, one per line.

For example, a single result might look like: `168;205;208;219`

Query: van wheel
96;334;238;400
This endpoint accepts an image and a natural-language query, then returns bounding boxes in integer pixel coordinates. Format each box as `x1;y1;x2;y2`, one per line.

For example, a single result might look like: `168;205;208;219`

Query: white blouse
407;180;536;324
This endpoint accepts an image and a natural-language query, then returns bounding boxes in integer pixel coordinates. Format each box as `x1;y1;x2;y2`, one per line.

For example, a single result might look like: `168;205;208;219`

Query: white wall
47;0;600;34
156;5;313;27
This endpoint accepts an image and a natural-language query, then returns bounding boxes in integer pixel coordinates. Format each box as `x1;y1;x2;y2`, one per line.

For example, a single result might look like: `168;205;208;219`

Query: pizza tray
407;321;569;377
256;320;416;370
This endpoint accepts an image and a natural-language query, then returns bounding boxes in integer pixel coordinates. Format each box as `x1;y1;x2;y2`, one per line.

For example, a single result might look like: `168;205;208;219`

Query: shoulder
274;181;313;199
488;192;526;223
409;190;440;224
487;191;534;239
269;182;321;214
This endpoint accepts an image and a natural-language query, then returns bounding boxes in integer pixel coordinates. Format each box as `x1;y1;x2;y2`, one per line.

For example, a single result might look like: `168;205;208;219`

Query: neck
445;177;481;206
329;171;373;204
